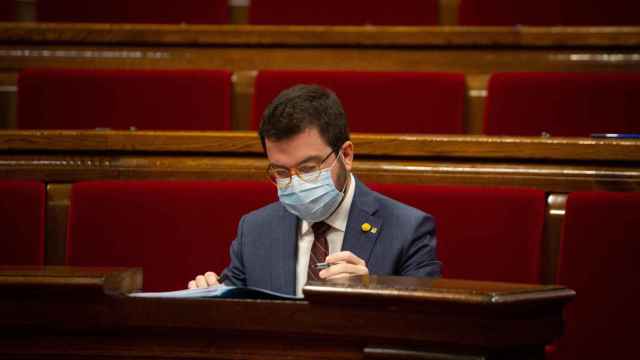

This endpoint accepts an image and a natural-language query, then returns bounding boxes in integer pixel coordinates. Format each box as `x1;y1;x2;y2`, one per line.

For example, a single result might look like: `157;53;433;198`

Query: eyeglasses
267;150;338;189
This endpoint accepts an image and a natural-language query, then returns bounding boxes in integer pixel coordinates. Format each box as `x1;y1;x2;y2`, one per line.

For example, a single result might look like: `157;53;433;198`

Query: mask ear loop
335;151;349;194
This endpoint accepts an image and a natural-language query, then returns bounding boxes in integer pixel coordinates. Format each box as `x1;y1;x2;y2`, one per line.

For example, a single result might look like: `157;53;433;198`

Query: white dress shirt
295;173;356;297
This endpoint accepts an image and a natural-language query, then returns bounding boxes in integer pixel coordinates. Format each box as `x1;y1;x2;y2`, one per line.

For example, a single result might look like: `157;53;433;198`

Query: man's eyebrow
270;155;324;168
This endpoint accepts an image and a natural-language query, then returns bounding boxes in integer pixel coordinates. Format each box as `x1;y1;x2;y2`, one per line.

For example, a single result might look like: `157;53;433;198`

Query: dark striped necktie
308;222;331;281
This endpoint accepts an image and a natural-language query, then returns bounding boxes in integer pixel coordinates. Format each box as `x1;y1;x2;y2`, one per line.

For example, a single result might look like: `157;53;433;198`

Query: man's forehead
265;128;331;166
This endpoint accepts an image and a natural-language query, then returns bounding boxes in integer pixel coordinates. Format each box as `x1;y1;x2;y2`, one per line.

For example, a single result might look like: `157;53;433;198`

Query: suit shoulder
241;200;286;225
370;189;433;221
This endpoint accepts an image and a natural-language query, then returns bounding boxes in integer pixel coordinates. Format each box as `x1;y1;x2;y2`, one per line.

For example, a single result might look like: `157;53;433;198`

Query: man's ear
341;141;354;171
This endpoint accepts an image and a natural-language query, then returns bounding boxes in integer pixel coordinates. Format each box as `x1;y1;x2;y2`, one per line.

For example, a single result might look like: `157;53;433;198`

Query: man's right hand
187;271;219;289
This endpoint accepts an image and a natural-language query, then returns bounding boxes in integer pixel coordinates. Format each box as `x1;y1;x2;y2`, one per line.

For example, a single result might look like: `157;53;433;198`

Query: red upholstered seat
66;181;277;291
483;72;640;137
252;70;466;134
0;0;16;21
37;0;228;24
551;192;640;360
18;68;232;130
459;0;640;26
0;181;45;265
368;184;545;283
249;0;438;25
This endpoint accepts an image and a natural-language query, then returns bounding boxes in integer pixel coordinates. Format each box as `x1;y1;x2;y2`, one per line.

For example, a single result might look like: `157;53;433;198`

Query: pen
216;273;227;284
314;262;334;270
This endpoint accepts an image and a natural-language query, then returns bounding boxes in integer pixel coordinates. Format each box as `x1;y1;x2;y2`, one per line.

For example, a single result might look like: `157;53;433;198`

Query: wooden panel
44;183;70;265
440;0;461;26
542;194;567;284
0;267;574;360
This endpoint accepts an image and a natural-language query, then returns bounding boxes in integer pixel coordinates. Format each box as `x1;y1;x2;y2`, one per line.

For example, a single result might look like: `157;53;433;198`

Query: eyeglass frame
266;148;340;189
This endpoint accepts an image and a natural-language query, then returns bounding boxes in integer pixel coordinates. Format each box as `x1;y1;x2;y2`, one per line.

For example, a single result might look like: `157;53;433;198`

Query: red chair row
17;68;640;136
5;0;635;26
1;178;637;360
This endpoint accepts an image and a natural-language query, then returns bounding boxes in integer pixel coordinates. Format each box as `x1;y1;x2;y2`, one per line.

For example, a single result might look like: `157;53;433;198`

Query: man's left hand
319;251;369;279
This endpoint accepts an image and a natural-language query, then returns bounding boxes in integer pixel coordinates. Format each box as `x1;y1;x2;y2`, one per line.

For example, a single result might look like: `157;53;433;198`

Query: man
189;84;441;296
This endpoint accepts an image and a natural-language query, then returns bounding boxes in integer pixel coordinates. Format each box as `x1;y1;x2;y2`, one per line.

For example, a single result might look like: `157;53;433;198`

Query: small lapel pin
361;223;372;232
371;227;378;234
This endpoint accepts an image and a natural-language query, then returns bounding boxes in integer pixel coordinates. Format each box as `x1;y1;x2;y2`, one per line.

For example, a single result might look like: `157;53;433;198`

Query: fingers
324;251;366;267
187;271;219;289
204;272;219;286
319;252;369;280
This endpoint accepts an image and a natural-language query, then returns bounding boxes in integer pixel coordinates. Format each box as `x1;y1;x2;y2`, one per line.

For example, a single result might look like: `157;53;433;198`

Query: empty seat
459;0;640;26
37;0;229;24
0;0;16;22
252;70;466;134
0;181;45;265
368;183;545;283
249;0;438;25
459;0;563;26
66;181;276;291
18;68;232;130
552;191;640;360
483;72;640;137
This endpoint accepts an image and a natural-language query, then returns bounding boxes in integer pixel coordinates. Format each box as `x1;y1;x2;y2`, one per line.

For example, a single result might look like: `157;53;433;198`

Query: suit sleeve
220;215;248;287
397;213;442;277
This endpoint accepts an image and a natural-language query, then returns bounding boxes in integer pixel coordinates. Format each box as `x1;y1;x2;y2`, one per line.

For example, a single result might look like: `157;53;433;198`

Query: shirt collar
300;173;356;235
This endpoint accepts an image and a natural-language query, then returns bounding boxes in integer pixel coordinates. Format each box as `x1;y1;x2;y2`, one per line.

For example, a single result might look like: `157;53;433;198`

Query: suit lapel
271;204;298;295
342;179;381;265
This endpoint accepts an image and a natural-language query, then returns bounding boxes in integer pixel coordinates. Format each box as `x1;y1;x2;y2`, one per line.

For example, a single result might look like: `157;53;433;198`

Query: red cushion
252;70;466;134
0;0;16;21
368;184;545;283
18;68;232;130
249;0;438;25
562;1;640;26
484;72;640;137
0;181;45;265
459;0;563;26
37;0;228;24
459;0;640;26
552;192;640;360
67;181;277;291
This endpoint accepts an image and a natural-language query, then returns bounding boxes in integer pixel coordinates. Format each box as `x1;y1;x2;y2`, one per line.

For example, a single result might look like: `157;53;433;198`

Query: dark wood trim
1;22;639;47
2;131;640;162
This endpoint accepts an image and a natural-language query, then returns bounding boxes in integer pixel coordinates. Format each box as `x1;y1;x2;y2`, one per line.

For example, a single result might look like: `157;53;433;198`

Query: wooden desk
0;266;574;360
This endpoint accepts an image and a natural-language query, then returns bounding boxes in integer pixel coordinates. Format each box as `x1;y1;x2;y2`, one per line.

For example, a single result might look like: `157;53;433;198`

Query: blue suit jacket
222;178;441;295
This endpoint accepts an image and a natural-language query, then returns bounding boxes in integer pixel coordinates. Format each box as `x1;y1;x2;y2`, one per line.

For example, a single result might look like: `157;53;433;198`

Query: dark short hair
258;84;350;153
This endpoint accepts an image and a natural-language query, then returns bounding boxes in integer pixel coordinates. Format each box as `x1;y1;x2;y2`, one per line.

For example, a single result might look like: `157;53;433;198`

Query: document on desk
128;285;302;300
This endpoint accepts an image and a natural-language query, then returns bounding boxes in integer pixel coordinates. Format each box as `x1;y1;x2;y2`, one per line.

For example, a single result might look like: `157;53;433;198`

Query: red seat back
37;0;229;24
66;181;277;291
252;70;466;134
249;0;438;25
0;0;16;21
459;0;640;26
0;181;45;265
18;68;232;130
368;183;545;283
484;72;640;137
552;191;640;360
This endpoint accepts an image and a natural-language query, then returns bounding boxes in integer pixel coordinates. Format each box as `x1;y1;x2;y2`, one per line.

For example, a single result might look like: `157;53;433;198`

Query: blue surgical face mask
277;153;345;223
